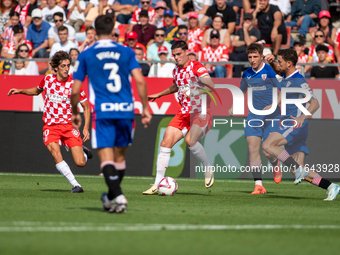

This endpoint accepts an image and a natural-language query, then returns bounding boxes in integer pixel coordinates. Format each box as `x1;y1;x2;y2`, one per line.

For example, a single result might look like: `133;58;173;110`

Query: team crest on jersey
64;89;70;95
247;76;251;80
185;73;190;79
286;81;291;87
262;74;267;80
72;129;80;137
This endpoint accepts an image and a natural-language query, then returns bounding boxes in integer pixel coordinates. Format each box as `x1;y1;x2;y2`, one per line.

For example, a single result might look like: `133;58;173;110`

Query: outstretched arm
8;87;42;96
148;83;178;101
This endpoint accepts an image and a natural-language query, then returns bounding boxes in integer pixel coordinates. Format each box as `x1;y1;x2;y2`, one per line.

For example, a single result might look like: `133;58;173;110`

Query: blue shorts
91;119;134;149
285;141;309;156
244;112;281;140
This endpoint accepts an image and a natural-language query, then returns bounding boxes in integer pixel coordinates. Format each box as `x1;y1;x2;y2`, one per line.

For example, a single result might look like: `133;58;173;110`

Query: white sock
154;147;171;185
83;151;88;162
56;160;80;187
255;180;263;186
189;142;210;168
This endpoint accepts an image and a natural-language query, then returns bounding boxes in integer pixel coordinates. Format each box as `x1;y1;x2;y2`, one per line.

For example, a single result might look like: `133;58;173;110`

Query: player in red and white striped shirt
8;51;92;193
143;41;216;195
201;29;229;77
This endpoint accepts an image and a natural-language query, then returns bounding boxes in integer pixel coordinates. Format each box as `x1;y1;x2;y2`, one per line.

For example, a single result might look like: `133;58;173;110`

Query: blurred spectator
3;11;27;45
11;43;39;75
269;0;291;18
125;31;147;59
199;0;236;35
285;0;320;45
79;26;96;52
147;28;171;61
293;41;308;73
48;12;76;49
177;0;212;25
68;48;79;74
310;11;336;48
135;47;149;76
1;24;33;59
66;0;85;32
11;0;33;27
174;25;201;52
201;29;229;77
112;0;139;25
230;13;261;77
253;0;287;55
42;0;66;25
0;0;17;35
188;50;198;61
128;0;155;33
305;29;335;72
84;0;114;15
84;0;110;27
311;44;339;79
148;45;176;77
26;9;51;58
152;1;176;28
112;28;119;43
187;12;204;52
50;25;77;57
57;0;69;12
132;9;157;47
225;0;247;17
163;9;178;43
201;14;231;49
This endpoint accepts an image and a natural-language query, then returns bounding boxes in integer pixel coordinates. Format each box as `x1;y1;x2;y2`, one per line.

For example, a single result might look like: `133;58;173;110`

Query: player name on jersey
96;51;121;60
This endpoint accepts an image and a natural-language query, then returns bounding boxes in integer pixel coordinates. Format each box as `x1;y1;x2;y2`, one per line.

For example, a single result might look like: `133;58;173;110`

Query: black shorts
261;29;287;45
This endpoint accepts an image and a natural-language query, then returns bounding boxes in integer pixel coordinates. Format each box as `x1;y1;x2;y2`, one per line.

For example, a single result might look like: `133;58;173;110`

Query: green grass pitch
0;173;339;255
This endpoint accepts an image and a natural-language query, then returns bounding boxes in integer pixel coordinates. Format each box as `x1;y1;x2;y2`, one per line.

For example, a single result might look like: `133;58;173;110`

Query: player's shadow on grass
40;189;70;192
262;194;312;200
238;191;275;194
176;192;211;196
68;207;103;212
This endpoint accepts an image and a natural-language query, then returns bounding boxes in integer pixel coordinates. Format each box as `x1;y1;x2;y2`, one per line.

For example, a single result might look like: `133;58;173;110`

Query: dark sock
102;164;122;200
270;159;278;167
252;170;262;181
319;178;332;190
118;170;125;184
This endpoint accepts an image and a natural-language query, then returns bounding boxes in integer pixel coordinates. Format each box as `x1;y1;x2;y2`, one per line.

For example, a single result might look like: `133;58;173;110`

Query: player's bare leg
263;134;339;200
70;146;87;167
247;136;266;194
47;142;83;193
98;147;127;213
185;124;214;188
262;149;282;184
143;126;183;195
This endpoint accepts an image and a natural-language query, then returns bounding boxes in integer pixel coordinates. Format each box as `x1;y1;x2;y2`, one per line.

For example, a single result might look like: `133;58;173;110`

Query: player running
8;51;92;193
71;15;152;213
229;43;282;195
263;48;339;201
143;40;216;195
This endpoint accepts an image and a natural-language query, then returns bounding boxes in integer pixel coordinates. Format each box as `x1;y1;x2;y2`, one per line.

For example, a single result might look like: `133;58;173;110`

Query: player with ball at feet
143;40;216;195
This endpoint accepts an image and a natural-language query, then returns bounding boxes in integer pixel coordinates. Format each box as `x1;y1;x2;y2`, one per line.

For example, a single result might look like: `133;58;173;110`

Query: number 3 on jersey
104;63;122;93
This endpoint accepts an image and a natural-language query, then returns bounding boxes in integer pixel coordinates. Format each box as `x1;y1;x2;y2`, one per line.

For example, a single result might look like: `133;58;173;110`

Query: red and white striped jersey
308;43;335;63
131;7;156;25
172;60;210;114
38;74;87;125
297;53;308;72
188;27;204;51
3;26;28;43
3;40;33;55
200;44;229;72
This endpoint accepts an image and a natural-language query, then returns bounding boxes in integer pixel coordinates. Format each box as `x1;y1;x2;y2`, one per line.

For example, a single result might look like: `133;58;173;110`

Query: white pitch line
0;223;339;232
0;172;299;185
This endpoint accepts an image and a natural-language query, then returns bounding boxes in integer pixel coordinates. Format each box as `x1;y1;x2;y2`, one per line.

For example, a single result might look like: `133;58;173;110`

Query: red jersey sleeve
79;88;87;103
221;46;229;61
326;45;335;62
308;46;314;58
38;76;47;90
193;61;209;78
201;47;207;62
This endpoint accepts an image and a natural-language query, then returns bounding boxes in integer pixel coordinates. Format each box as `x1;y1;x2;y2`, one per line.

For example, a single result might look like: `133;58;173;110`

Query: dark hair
315;44;329;53
85;26;95;33
58;25;68;33
315;29;325;37
13;24;23;34
15;43;30;57
134;47;144;54
212;14;226;29
53;12;64;19
155;28;165;34
178;25;188;31
278;48;298;66
9;10;20;18
0;0;16;13
318;16;330;29
50;51;72;70
246;43;263;55
171;40;188;51
70;48;80;54
95;15;114;36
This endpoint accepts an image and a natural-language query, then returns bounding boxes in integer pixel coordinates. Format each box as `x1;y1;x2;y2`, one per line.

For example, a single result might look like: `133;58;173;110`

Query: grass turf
0;173;339;255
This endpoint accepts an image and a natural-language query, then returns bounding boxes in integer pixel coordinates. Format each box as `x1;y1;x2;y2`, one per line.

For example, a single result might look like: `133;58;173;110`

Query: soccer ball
158;177;178;196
